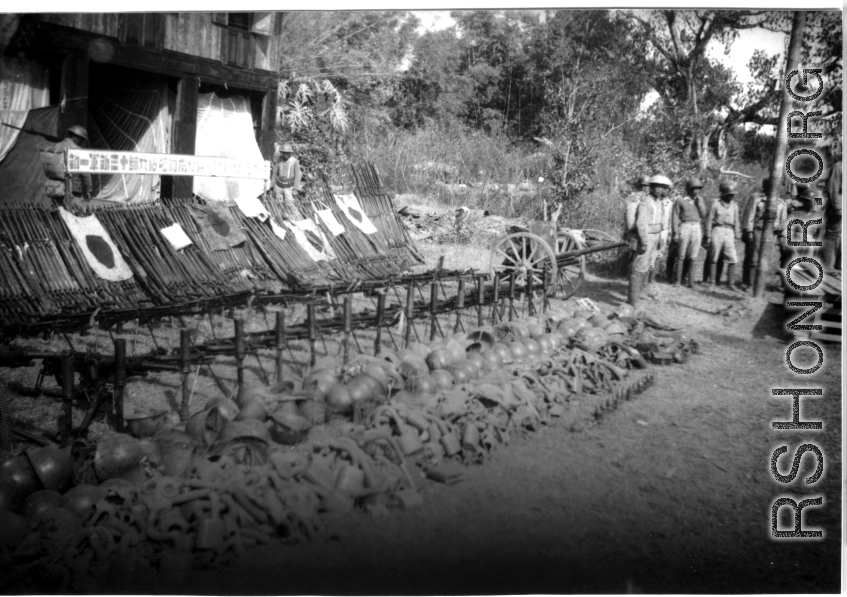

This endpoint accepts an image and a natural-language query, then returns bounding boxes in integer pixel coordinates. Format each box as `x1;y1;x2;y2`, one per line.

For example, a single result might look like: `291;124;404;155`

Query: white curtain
193;92;265;203
0;56;49;163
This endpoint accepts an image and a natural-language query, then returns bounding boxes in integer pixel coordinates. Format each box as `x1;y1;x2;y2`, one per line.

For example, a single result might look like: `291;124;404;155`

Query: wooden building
5;13;281;198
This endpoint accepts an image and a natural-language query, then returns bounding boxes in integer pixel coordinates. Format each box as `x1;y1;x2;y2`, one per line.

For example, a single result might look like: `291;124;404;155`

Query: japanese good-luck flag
285;219;336;262
57;207;133;282
315;209;345;237
334;194;377;235
187;204;247;251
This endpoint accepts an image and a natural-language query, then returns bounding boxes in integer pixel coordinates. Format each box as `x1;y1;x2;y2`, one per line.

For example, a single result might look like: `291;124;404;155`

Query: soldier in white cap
271;142;303;218
628;174;670;306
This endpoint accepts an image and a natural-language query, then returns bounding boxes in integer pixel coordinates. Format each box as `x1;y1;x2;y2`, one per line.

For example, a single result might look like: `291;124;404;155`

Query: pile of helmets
0;446;74;514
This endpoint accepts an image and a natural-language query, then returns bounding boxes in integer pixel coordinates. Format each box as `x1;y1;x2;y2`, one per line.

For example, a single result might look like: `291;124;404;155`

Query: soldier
671;178;707;287
704;180;742;288
271;143;303;218
624;175;650;253
627;175;670;307
785;184;823;260
821;155;842;269
741;178;787;290
653;187;675;283
47;125;93;203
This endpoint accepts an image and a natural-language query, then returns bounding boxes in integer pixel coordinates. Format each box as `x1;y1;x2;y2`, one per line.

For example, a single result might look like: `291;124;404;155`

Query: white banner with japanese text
65;149;269;180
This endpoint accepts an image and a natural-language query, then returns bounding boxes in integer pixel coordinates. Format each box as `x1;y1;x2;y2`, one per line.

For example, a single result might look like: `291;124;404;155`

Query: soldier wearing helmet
271;142;303;218
822;150;842;270
704;180;742;288
784;183;824;261
741;178;788;290
627;174;670;306
670;177;707;287
48;125;93;203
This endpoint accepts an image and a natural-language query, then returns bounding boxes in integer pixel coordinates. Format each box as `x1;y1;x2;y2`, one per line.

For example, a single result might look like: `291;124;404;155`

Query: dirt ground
3;251;842;594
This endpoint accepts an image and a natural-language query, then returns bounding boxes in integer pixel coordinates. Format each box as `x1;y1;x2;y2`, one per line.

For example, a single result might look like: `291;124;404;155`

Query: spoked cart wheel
554;230;586;299
489;232;557;295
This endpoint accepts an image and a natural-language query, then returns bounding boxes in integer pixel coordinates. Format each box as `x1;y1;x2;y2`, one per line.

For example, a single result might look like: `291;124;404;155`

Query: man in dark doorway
47;125;92;204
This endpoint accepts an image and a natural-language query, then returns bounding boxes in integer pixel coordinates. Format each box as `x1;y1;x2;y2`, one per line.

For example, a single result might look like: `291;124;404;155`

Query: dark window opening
227;13;252;31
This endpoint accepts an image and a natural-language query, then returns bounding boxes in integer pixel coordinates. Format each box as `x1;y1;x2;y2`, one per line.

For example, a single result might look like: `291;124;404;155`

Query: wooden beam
172;77;199;199
37;22;277;91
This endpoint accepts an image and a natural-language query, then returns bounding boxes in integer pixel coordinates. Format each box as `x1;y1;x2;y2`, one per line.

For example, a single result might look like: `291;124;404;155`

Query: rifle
1;121;62;143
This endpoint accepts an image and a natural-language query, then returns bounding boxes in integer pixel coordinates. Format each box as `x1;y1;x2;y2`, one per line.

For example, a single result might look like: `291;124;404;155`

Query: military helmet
649;175;672;187
718;180;738;196
794;183;814;200
635;175;650;187
685;178;704;190
68;125;88;141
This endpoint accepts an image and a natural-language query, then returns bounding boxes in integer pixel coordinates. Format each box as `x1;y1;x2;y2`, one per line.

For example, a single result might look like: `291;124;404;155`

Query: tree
626;9;842;170
528;11;649;206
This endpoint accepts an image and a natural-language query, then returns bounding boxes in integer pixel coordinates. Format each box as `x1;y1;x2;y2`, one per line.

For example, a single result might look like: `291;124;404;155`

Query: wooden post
492;275;501;324
429;281;439;341
179;330;192;422
374;292;386;356
342;295;352;365
527;270;535;316
234;320;245;392
753;11;807;298
476;275;484;327
454;279;466;333
307;303;317;367
541;264;549;314
275;312;285;383
61;356;74;444
173;77;199;199
508;272;516;321
404;284;414;348
113;339;126;432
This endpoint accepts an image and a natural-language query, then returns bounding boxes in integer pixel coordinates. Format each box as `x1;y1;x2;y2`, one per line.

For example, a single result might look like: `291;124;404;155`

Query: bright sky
411;10;789;113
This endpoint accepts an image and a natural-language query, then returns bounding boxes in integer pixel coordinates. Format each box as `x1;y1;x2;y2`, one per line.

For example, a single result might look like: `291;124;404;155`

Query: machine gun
0;343;185;441
1;122;62;143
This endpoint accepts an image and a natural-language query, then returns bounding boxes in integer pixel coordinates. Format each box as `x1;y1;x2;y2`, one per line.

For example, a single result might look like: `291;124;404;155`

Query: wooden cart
488;221;626;299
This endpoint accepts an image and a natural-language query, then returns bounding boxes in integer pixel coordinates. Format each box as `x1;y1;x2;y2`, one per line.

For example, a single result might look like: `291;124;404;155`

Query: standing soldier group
623;169;841;308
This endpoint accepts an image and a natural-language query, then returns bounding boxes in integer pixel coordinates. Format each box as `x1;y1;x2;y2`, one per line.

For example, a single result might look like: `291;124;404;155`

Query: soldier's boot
702;259;711;285
672;258;684;286
708;263;717;287
726;264;739;290
627;271;642;307
685;259;695;288
644;269;657;299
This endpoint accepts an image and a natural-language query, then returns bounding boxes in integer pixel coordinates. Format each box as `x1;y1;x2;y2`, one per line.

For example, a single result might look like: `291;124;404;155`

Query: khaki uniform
632;194;664;273
706;200;741;264
742;192;787;282
624;190;647;250
672;195;706;260
48;137;93;200
273;157;303;218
